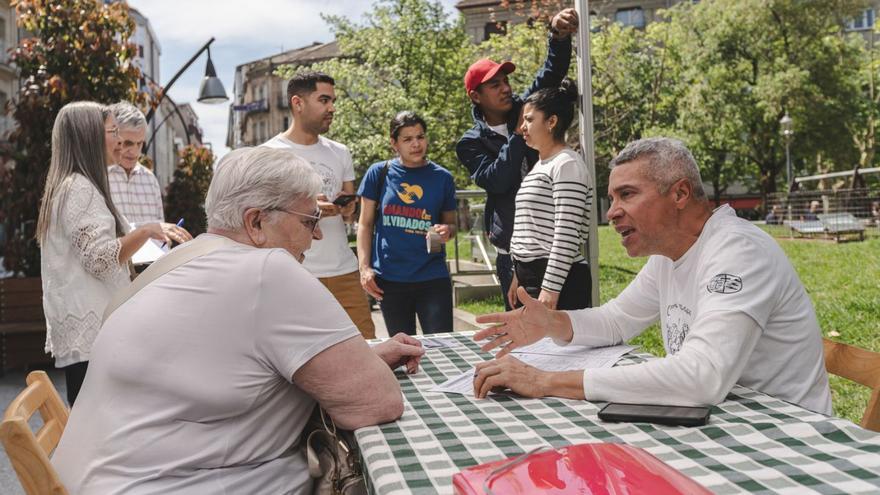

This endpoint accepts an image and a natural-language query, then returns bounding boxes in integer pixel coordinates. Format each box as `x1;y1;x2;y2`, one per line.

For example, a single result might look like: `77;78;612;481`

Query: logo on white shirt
707;274;743;294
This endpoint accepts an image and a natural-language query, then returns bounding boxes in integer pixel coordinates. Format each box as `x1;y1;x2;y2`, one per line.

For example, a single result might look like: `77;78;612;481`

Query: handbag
452;443;712;495
305;406;367;495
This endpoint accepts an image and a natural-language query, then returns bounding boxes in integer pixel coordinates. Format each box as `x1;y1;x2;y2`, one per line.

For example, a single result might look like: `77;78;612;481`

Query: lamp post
780;113;793;191
145;37;228;125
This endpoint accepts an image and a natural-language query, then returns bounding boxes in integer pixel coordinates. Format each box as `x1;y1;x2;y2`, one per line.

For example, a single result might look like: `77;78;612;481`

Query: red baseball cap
464;59;516;93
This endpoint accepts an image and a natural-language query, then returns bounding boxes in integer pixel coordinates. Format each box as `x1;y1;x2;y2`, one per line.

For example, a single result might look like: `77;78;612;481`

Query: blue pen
160;218;184;249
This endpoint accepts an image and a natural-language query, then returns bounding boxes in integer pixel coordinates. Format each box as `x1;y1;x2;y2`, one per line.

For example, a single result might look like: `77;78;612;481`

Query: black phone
598;402;711;427
332;194;357;207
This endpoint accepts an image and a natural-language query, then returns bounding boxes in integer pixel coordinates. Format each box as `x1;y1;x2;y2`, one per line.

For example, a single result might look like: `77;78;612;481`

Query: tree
277;0;475;185
0;0;145;276
164;146;214;237
659;0;866;200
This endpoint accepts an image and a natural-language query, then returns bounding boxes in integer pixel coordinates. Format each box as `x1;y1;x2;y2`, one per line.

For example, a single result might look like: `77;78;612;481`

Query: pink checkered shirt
107;164;165;225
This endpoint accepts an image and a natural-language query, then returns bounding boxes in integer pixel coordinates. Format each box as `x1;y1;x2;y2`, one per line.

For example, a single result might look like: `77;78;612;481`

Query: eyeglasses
275;207;322;233
105;126;120;139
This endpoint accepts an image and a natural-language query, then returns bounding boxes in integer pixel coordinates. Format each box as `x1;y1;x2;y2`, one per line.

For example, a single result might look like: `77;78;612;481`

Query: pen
160;218;184;249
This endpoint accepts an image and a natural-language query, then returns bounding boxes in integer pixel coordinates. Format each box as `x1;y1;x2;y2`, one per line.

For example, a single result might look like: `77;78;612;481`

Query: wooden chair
823;338;880;432
0;370;69;495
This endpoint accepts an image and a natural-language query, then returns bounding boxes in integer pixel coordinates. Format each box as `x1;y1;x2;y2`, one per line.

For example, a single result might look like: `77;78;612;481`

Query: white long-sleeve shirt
565;205;832;414
510;148;592;293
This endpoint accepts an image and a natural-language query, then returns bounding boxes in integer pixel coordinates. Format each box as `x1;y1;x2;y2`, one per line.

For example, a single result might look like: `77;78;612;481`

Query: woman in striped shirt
509;79;593;310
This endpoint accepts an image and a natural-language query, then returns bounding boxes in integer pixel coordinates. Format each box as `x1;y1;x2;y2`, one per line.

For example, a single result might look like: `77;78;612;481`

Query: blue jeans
377;277;453;335
496;253;514;311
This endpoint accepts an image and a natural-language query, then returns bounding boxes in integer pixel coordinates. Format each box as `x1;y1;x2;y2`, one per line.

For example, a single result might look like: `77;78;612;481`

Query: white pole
575;0;600;307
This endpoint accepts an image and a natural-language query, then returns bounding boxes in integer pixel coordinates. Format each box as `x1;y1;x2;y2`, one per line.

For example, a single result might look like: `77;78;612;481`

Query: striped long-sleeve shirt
510;148;593;293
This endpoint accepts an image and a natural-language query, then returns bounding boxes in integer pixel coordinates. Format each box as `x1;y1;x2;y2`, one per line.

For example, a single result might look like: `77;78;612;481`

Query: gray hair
109;101;147;131
610;137;706;199
205;147;323;231
37;101;127;242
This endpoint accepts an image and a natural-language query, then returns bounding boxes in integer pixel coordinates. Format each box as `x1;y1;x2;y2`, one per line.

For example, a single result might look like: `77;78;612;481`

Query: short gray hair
610;137;706;199
110;101;147;131
205;147;323;231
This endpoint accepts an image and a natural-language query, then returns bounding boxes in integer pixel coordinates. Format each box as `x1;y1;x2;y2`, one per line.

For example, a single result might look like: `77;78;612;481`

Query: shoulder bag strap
375;160;390;218
102;236;235;323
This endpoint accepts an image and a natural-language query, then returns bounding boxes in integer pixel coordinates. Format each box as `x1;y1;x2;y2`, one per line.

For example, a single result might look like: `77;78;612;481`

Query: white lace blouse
40;173;131;367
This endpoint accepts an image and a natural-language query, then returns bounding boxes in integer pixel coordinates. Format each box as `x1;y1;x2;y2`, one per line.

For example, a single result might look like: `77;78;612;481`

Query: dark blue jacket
455;35;573;251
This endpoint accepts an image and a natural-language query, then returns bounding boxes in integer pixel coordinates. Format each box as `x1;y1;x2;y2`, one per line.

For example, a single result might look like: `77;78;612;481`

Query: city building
456;1;880;43
226;41;339;149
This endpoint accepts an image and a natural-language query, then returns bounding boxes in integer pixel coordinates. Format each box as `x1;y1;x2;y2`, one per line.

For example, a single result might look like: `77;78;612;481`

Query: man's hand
373;333;424;374
337;194;357;218
317;194;340;217
473;355;547;399
474;287;562;357
551;8;579;39
538;289;559;310
360;266;383;300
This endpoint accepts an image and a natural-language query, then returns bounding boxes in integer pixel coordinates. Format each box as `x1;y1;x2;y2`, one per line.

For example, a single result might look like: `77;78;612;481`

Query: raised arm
456;133;529;194
521;9;576;100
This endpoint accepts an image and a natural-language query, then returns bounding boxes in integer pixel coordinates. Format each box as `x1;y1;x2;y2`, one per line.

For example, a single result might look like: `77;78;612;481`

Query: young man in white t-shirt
263;71;375;338
471;137;832;415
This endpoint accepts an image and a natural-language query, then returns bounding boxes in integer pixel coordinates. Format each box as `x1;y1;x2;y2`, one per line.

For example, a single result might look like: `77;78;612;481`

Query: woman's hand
538;289;559;310
432;224;453;243
507;273;520;309
137;222;192;246
360;267;384;301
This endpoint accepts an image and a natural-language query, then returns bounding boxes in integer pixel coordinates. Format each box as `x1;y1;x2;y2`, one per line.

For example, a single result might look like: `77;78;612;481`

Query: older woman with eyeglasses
37;101;191;405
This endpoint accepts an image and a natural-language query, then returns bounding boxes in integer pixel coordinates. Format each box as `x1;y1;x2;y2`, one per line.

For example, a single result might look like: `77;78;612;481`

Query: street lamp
780;113;793;191
145;37;228;124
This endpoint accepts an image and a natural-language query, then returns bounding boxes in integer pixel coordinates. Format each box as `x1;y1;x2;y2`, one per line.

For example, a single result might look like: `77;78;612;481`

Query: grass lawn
458;225;880;425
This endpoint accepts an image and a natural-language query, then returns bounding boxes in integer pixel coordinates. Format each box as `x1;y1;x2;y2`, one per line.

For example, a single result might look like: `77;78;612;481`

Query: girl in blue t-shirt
356;112;457;335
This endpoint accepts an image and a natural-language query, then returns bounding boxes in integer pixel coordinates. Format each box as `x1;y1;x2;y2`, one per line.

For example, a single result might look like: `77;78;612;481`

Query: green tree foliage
1;0;146;276
658;0;867;198
276;0;475;185
164;146;214;237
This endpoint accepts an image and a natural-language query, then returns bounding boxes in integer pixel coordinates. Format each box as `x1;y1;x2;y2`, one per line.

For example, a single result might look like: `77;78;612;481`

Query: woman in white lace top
37;101;191;405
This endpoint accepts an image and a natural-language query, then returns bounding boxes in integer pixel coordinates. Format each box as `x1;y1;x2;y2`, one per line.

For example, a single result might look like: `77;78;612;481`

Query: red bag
452;443;712;495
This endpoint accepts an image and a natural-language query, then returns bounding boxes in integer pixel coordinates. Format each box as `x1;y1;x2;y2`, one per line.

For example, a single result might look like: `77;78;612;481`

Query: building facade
226;41;339;149
457;1;880;43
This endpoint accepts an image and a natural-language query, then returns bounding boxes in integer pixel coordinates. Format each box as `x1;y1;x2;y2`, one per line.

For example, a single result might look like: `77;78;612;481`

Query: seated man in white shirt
52;147;424;494
107;101;169;225
472;137;832;415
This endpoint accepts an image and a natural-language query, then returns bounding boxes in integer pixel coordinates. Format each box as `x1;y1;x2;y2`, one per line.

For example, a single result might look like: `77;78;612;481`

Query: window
283;116;289;131
138;45;144;58
615;7;646;28
847;9;875;31
483;21;507;41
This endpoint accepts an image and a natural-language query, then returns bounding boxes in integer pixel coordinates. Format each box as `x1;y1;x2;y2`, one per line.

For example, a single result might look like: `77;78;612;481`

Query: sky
128;0;461;159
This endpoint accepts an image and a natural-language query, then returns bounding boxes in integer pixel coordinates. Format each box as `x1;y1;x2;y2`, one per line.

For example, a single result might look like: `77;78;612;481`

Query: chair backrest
823;338;880;432
0;371;69;495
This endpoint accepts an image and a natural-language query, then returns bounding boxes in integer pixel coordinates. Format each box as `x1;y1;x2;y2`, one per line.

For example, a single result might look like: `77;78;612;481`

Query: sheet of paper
131;238;169;265
421;337;461;349
431;368;476;394
511;338;596;357
430;344;635;396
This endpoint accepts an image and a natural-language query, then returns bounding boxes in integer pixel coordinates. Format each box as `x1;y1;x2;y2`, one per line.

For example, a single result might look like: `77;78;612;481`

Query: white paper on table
131;239;169;265
430;344;634;396
421;337;461;349
512;338;633;360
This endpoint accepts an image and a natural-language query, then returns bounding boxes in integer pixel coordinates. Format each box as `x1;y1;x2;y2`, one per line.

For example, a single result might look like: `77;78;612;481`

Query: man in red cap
456;8;579;309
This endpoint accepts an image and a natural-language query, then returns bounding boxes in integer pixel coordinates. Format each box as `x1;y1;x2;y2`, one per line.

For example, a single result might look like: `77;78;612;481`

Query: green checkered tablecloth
355;332;880;494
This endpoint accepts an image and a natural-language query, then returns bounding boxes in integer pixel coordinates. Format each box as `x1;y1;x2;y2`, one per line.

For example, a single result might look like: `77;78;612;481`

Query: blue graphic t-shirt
358;159;457;282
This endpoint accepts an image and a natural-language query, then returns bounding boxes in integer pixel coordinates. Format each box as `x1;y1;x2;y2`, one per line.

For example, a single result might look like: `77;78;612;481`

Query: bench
0;278;52;374
818;213;866;242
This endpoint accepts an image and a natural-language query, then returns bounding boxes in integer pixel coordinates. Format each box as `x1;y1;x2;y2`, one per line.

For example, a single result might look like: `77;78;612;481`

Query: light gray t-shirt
262;134;358;278
52;235;360;494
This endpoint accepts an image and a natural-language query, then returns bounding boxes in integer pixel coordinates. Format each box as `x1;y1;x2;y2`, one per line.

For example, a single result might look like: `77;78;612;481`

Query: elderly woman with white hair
51;147;423;494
